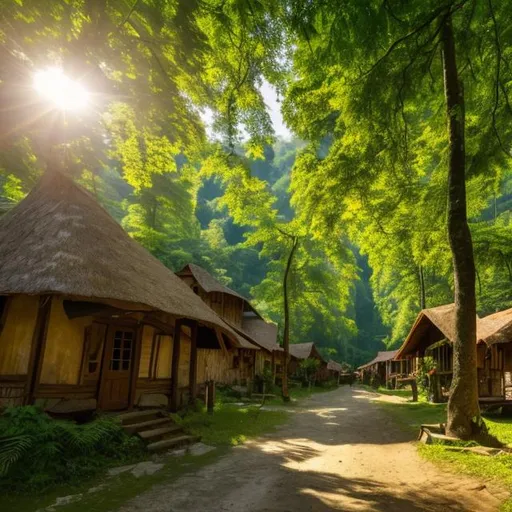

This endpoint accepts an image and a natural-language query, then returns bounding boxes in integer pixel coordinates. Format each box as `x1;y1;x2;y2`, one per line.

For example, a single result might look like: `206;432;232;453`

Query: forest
1;0;511;381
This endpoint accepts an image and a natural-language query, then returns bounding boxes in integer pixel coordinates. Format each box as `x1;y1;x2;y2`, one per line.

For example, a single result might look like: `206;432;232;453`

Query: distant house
395;304;512;402
242;311;284;383
288;342;329;382
176;263;279;385
326;360;343;383
0;171;248;413
358;351;402;387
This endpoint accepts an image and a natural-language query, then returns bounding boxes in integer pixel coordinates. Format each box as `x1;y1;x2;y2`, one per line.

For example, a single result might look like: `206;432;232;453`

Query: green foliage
298;358;320;386
0;406;144;493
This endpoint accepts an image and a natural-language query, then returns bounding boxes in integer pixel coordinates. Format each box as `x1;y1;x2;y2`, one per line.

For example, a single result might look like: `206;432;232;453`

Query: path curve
119;386;506;511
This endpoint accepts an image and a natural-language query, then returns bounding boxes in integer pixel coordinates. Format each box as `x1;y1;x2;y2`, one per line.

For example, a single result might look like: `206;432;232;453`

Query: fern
0;435;32;476
0;406;144;493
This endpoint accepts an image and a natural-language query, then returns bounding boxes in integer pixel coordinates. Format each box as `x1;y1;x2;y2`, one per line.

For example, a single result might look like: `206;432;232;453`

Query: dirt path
119;386;507;511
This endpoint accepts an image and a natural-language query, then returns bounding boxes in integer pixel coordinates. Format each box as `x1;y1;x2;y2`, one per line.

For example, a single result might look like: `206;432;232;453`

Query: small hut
0;171;246;413
358;350;398;387
326;360;343;384
241;312;283;383
176;264;269;385
395;304;512;402
288;342;329;382
477;309;512;401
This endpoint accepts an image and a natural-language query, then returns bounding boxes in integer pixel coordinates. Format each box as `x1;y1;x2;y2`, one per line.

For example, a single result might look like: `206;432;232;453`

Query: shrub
0;406;144;493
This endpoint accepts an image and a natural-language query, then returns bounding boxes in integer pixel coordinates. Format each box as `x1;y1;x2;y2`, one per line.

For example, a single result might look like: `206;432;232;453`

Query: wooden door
99;327;136;410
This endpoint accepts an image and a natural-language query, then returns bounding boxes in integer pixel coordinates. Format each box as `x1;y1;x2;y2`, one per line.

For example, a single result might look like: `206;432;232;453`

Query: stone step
116;409;164;426
138;424;184;442
147;435;201;453
123;417;171;435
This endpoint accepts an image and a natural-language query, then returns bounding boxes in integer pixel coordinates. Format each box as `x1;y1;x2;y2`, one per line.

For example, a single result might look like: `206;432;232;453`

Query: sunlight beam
33;67;90;111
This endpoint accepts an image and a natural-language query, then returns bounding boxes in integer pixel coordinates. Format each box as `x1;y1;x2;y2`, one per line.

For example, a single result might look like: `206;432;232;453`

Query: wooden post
170;319;182;412
207;380;215;414
411;378;418;403
25;296;52;404
188;321;198;406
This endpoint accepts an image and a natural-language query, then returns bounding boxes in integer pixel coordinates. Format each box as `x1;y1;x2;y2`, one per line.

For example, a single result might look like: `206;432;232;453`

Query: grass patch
378;399;512;511
360;384;413;399
177;403;288;446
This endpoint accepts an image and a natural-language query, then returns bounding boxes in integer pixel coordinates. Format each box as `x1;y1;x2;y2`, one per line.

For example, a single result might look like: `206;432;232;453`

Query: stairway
117;409;200;453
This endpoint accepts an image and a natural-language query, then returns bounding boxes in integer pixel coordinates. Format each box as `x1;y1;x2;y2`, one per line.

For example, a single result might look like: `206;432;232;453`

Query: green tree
281;0;512;438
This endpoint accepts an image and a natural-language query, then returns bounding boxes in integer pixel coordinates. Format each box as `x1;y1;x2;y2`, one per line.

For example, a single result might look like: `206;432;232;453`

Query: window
82;323;107;380
110;330;134;371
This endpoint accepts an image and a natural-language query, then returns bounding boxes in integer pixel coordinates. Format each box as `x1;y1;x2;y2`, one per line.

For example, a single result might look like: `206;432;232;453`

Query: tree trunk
418;265;426;310
441;17;481;439
282;236;299;402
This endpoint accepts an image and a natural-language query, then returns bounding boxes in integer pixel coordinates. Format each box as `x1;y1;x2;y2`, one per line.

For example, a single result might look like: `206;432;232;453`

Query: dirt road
119;386;506;511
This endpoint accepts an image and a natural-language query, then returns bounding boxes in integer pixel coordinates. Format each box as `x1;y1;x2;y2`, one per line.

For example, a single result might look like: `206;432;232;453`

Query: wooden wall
255;350;272;376
40;298;92;385
0;295;39;375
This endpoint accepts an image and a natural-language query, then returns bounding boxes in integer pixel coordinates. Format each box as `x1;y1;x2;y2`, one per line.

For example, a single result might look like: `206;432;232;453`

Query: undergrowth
0;406;145;493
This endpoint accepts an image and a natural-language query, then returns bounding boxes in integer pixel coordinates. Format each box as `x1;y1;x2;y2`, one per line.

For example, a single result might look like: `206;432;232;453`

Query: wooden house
326;360;343;383
241;311;283;383
0;171;251;413
176;264;274;386
395;304;512;402
358;350;400;387
476;309;512;401
288;342;329;382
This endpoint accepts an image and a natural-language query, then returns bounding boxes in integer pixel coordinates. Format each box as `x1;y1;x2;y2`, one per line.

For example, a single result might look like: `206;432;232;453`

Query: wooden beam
170;319;182;412
215;328;229;356
188;321;198;405
25;295;52;405
129;323;143;409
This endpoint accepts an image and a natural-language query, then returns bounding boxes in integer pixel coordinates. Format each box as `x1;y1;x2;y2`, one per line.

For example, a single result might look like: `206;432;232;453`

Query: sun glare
33;67;90;111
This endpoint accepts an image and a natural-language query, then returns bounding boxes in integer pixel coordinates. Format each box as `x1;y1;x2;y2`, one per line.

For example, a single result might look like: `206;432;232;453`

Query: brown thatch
289;342;325;362
358;350;398;370
241;312;282;353
478;308;512;345
395;304;458;359
327;360;342;373
0;171;249;347
178;263;246;301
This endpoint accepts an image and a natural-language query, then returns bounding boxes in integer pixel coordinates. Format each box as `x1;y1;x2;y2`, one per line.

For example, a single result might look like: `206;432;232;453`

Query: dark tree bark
282;235;299;402
441;16;481;439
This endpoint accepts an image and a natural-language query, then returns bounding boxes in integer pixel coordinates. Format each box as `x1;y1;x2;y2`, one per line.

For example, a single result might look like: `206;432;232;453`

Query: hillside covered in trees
1;0;512;373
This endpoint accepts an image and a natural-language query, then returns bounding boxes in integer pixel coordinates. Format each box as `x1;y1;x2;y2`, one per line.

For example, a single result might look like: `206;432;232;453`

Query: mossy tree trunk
282;236;299;402
441;16;481;439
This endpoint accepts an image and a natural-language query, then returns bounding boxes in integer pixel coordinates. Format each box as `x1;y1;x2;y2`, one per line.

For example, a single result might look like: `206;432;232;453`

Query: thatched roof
327;360;342;373
394;303;497;359
289;342;325;362
242;312;281;353
478;308;512;345
395;304;458;359
358;350;398;369
177;263;246;301
0;171;250;347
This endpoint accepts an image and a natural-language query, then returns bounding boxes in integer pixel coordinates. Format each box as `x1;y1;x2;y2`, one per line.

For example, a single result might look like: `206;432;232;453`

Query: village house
0;171;255;415
176;263;280;386
326;360;343;384
395;304;512;403
358;350;410;387
288;342;330;382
